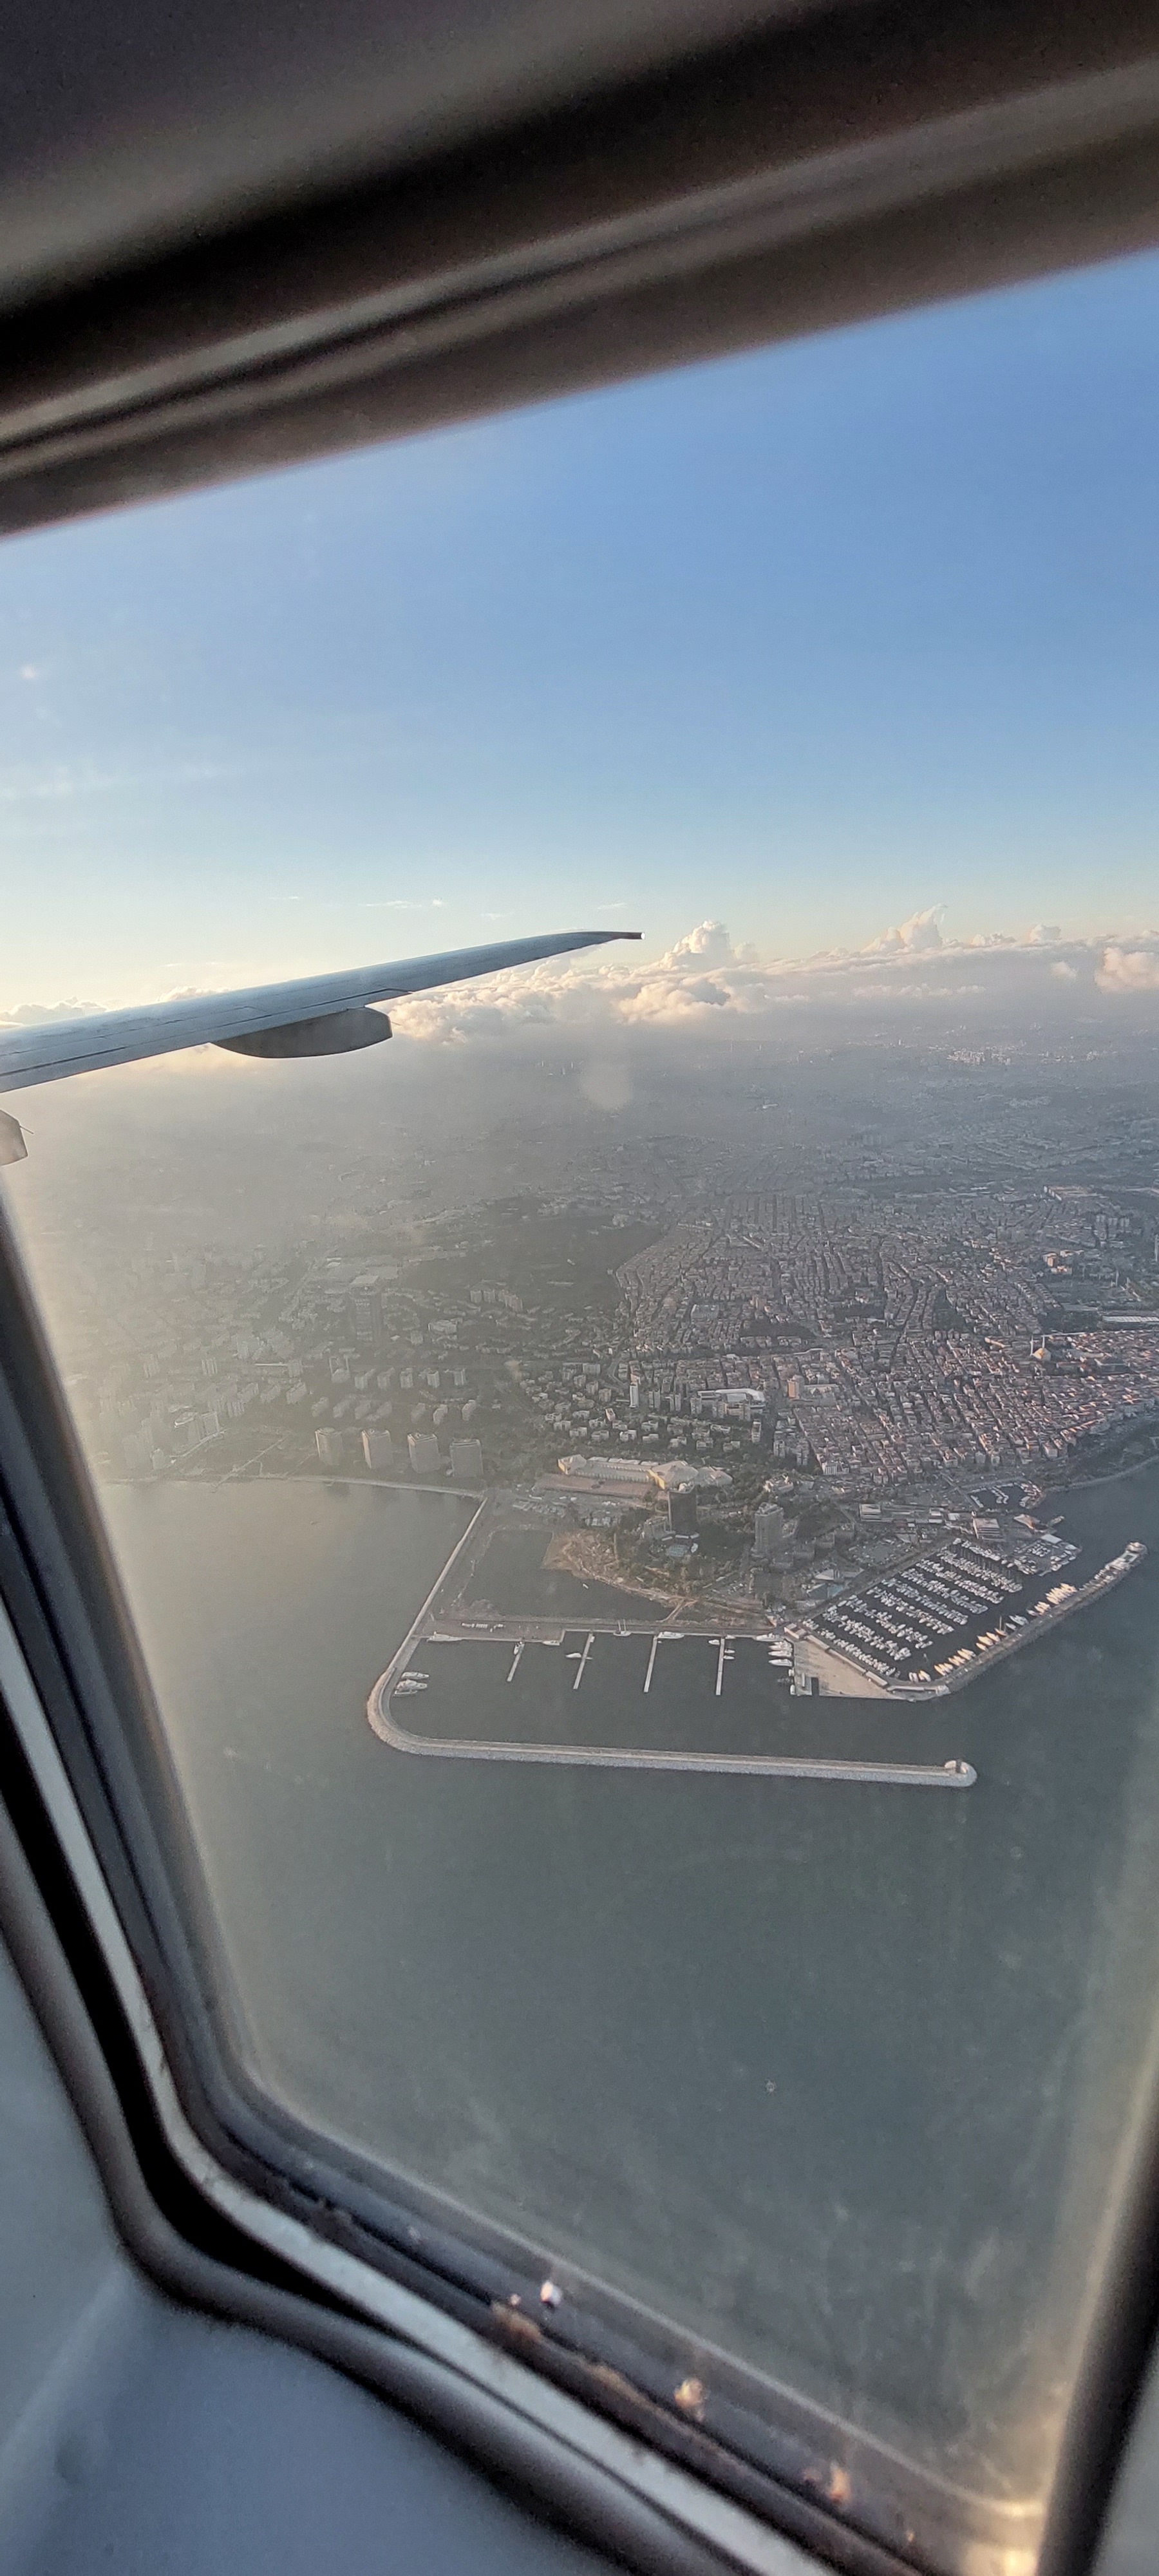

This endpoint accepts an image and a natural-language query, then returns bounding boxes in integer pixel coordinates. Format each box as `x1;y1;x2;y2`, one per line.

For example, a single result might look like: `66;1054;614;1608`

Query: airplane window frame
6;5;1159;2568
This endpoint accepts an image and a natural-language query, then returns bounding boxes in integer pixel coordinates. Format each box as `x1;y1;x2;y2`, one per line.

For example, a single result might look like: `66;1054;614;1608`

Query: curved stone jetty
366;1675;975;1786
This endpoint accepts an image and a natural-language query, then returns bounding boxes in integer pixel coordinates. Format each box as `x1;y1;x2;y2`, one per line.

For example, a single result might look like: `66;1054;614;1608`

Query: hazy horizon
5;243;1159;1019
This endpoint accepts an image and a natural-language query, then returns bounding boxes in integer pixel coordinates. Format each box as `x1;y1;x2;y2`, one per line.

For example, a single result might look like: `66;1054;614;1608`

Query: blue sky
3;243;1159;1012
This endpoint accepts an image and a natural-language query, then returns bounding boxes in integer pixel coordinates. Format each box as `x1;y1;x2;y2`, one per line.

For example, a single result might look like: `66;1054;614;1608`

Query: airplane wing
0;929;640;1097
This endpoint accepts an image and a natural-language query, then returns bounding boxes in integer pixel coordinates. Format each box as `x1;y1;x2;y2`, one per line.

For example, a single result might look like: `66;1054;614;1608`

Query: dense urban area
17;1025;1159;1692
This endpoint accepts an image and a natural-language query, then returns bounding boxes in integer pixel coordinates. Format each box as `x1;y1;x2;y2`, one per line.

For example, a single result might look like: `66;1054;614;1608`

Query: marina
367;1622;977;1785
363;1499;1145;1778
801;1535;1147;1696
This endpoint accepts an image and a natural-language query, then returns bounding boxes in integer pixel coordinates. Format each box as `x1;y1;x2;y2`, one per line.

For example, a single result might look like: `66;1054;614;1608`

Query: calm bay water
100;1470;1159;2530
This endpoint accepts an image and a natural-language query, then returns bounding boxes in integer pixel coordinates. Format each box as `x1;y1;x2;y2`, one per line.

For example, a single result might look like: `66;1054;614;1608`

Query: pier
367;1671;975;1786
367;1584;977;1787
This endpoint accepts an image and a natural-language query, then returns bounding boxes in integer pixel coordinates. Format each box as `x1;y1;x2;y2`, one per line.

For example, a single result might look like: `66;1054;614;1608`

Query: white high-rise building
753;1501;787;1562
362;1428;393;1472
449;1435;483;1482
408;1431;441;1475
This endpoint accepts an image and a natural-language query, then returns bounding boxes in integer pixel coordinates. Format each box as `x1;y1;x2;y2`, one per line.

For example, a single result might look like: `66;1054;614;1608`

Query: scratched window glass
6;249;1159;2576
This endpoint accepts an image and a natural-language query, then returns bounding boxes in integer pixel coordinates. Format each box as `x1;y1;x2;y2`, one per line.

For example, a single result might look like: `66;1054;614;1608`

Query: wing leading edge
0;930;640;1097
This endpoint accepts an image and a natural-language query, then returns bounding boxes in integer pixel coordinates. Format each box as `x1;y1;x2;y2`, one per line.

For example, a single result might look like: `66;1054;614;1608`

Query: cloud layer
7;913;1159;1050
391;913;1159;1043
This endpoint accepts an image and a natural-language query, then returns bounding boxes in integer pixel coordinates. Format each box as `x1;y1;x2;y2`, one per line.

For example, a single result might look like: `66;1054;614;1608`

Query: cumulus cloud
1096;942;1159;992
663;921;736;966
393;918;777;1041
390;912;1159;1044
10;914;1159;1059
0;998;104;1026
863;904;946;955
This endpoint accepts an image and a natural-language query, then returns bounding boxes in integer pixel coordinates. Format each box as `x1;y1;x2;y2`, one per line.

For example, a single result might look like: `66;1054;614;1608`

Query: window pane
7;247;1159;2576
